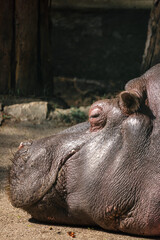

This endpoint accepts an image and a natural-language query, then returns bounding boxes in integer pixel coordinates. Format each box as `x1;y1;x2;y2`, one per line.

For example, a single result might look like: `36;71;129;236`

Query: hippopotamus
9;64;160;236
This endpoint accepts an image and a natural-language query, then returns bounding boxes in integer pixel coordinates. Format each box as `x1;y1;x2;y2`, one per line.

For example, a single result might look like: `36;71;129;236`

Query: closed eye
89;113;100;119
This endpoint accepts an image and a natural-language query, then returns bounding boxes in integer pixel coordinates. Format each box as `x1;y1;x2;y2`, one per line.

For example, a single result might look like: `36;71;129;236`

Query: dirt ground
0;120;157;240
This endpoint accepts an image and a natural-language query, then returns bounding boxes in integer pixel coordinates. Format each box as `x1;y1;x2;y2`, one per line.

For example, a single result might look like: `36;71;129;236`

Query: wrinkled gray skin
9;64;160;236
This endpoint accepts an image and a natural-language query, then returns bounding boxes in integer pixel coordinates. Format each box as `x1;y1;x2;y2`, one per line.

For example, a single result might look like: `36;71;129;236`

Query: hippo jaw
9;129;89;208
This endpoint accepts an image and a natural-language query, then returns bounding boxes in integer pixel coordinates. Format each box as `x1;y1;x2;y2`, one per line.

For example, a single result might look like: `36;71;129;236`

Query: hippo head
9;64;160;236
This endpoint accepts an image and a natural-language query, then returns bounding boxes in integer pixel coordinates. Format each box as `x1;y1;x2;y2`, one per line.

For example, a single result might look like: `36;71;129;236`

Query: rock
4;102;48;123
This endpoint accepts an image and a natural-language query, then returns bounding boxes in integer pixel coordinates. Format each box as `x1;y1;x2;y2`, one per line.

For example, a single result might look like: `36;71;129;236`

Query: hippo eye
89;106;106;132
89;113;100;119
89;107;102;119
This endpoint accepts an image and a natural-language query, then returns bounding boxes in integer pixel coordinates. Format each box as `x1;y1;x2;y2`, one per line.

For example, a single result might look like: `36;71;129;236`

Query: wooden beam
0;0;13;94
15;0;39;95
52;0;152;10
39;0;53;96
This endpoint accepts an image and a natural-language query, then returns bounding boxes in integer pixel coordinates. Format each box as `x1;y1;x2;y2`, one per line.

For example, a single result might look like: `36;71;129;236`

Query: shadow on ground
0;166;9;191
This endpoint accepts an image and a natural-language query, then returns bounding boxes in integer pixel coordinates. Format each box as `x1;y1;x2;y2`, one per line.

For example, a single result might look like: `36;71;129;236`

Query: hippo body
9;64;160;236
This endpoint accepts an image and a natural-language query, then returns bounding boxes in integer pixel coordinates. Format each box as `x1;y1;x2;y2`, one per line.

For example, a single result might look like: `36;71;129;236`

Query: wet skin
9;64;160;236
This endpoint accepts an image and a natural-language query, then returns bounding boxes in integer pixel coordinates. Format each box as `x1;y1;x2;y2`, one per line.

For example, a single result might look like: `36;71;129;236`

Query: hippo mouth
9;139;82;208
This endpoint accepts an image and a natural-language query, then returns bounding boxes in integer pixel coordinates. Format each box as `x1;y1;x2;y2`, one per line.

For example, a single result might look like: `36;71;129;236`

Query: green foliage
58;108;87;124
70;108;87;123
2;114;11;120
59;112;71;124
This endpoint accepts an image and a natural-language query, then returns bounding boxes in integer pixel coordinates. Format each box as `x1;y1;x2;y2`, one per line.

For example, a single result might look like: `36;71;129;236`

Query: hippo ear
119;91;140;115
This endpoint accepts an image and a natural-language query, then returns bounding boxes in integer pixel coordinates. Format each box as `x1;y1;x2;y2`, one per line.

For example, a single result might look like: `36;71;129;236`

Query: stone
4;102;48;123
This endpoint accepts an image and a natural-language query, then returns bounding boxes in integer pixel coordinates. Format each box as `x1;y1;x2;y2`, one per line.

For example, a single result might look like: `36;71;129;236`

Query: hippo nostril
18;141;32;150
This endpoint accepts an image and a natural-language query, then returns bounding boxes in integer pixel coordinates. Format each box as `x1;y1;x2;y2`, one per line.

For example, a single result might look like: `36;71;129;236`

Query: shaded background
0;0;154;107
52;9;150;106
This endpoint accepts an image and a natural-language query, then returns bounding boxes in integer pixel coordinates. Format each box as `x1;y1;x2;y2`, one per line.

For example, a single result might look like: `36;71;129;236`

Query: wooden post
39;0;53;96
141;0;160;72
15;0;39;95
0;0;14;94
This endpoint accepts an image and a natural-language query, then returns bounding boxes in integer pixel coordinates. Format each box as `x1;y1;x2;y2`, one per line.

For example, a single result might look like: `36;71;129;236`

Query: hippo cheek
9;139;82;208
